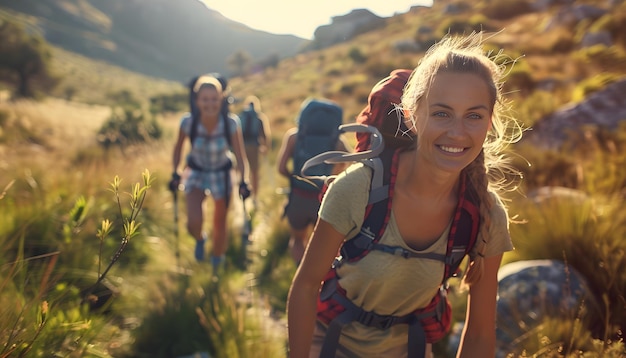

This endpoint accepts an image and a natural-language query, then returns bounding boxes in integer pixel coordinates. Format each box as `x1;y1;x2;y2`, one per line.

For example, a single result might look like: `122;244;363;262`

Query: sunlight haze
201;0;431;39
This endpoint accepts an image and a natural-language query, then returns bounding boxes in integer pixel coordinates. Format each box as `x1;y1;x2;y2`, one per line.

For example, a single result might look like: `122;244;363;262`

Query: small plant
82;170;154;309
1;170;153;356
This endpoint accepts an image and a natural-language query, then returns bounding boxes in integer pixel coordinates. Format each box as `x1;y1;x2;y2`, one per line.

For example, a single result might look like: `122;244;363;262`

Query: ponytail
461;150;494;287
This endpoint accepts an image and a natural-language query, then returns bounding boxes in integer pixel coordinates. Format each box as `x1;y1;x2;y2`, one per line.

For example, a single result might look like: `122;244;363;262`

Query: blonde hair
244;95;262;111
401;32;523;286
193;75;223;94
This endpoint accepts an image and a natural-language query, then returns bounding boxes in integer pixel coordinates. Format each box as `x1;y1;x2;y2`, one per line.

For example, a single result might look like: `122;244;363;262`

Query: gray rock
522;79;626;150
447;260;596;357
496;260;596;357
581;31;613;48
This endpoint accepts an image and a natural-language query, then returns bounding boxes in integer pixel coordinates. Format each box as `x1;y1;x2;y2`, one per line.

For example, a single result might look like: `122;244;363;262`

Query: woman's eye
468;113;483;120
433;111;448;118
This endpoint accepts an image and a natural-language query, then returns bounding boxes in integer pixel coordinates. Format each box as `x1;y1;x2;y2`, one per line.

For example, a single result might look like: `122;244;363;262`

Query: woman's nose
446;118;466;137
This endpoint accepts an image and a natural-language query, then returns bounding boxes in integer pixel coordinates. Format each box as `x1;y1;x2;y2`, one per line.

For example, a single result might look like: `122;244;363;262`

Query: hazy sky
201;1;431;39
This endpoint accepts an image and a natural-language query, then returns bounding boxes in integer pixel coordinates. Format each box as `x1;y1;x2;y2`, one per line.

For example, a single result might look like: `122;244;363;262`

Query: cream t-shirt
316;163;513;356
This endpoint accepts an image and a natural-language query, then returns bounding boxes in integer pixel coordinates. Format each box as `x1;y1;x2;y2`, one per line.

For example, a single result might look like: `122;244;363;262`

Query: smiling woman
287;32;524;358
201;0;428;39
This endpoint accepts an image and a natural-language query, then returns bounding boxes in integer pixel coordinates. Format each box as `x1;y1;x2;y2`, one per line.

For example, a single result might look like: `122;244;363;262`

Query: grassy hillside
225;0;626;136
48;46;186;105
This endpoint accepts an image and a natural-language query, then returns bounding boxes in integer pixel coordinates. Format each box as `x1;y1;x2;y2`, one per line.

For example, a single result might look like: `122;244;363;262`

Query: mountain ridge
0;0;309;81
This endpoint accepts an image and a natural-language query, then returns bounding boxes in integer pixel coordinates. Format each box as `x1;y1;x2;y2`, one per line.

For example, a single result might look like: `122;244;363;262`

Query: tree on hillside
0;19;58;98
227;50;252;77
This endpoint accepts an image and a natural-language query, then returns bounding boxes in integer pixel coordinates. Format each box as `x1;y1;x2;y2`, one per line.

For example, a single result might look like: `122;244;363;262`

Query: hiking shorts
245;144;260;174
283;189;321;230
184;168;232;200
309;321;433;358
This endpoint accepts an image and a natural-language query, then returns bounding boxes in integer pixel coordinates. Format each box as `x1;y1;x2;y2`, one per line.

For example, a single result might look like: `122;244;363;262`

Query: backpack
239;108;261;145
301;70;481;357
187;73;232;148
291;98;343;194
355;68;415;151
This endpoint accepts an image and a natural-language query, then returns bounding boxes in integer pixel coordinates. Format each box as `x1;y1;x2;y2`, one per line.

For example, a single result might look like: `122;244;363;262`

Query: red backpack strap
442;172;481;281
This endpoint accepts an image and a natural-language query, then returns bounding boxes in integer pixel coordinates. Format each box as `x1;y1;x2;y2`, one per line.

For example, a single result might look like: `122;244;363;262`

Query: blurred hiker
277;98;350;266
170;74;250;270
287;32;523;357
239;95;270;207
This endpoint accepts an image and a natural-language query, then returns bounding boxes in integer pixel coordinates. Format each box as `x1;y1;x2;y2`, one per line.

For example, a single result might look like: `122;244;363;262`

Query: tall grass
0;170;154;356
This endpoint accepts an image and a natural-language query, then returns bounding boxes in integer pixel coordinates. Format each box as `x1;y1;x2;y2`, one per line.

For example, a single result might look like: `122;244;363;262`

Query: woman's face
196;86;222;117
414;71;492;174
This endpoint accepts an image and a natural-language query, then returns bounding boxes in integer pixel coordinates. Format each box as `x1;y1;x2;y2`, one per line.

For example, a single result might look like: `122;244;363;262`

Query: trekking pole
240;194;252;268
172;188;180;268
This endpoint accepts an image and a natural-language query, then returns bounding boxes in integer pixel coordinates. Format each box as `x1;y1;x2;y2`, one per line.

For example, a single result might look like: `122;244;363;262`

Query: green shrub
481;0;533;20
570;72;621;103
363;59;400;80
504;65;535;96
509;193;626;342
97;108;163;148
149;91;187;115
588;12;626;48
511;90;561;130
572;45;626;74
437;17;484;37
348;47;367;64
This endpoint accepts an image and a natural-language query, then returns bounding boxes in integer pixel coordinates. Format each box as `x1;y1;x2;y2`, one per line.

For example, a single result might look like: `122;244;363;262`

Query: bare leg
289;226;311;265
211;197;228;257
186;188;206;241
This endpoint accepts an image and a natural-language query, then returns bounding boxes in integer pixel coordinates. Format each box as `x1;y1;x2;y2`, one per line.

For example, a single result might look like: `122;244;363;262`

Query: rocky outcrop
545;3;608;29
522;79;626;150
581;30;613;48
308;9;385;50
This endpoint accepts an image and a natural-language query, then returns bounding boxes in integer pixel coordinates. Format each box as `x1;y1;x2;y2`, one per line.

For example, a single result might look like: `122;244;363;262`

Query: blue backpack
239;108;261;145
291;98;343;193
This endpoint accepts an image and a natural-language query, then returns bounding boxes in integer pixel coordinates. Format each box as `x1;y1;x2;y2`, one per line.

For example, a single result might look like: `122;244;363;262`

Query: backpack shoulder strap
188;76;200;147
222;103;232;148
339;147;399;262
189;113;199;148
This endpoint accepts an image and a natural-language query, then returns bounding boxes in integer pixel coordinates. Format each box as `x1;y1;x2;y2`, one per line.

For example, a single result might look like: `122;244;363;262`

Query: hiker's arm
287;218;345;358
277;129;297;178
456;253;502;358
172;126;186;174
259;114;270;153
231;123;248;183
